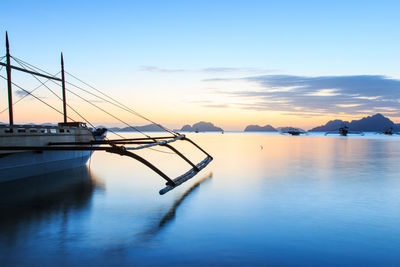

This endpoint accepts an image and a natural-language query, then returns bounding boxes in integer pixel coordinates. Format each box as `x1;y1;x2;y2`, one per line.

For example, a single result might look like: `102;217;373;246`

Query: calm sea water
1;132;400;266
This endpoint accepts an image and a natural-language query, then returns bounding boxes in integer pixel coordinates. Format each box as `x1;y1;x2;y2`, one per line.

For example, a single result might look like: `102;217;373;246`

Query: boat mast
5;32;13;126
61;53;67;123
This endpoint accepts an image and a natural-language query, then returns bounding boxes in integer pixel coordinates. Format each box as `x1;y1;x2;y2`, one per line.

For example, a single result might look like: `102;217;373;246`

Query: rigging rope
9;56;177;136
65;71;177;136
5;56;179;153
64;79;174;134
12;56;154;138
10;57;128;139
0;78;175;154
12;57;96;129
65;87;152;138
12;56;151;140
0;74;73;120
0;71;59;115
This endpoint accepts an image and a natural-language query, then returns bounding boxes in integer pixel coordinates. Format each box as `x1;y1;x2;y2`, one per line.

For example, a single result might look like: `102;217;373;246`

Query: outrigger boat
384;127;394;135
0;32;212;195
325;125;364;136
280;127;306;136
376;127;400;136
285;130;302;136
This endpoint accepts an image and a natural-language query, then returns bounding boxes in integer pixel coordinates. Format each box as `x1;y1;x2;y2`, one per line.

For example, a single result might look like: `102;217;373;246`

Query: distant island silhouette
179;121;223;132
7;113;395;133
244;125;277;132
108;124;166;132
6;113;394;132
309;113;399;132
104;121;224;132
243;113;398;132
243;124;305;132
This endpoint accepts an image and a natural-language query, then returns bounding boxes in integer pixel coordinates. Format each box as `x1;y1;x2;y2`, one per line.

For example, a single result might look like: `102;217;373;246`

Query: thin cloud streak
202;104;230;108
140;66;278;74
15;90;29;97
207;74;400;117
139;66;185;73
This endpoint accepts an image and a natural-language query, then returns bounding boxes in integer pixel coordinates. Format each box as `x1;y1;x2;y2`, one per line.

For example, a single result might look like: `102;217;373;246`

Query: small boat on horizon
339;125;349;136
375;127;400;136
325;125;364;136
280;127;306;136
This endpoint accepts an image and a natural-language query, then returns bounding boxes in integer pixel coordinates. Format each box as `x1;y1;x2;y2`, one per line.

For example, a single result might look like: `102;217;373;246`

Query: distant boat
384;127;394;135
339;126;349;136
325;125;364;136
376;127;400;136
280;127;306;136
287;130;301;136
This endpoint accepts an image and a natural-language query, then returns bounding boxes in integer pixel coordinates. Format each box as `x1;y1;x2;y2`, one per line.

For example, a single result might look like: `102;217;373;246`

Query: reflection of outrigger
325;125;364;136
0;32;213;195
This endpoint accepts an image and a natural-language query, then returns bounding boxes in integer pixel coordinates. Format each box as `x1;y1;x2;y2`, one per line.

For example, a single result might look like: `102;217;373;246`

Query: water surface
1;133;400;266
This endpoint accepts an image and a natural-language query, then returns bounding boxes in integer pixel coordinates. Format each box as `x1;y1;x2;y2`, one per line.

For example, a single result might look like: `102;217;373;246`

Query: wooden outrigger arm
0;134;213;194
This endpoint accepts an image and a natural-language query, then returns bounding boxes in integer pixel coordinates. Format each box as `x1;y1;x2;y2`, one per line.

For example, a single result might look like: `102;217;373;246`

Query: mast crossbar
0;62;62;82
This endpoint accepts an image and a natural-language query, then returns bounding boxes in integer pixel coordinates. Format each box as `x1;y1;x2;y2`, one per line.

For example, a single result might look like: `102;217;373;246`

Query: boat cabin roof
58;122;87;128
0;122;87;129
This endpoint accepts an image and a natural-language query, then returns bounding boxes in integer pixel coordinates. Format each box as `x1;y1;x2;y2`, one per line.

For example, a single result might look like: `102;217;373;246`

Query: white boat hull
0;150;93;182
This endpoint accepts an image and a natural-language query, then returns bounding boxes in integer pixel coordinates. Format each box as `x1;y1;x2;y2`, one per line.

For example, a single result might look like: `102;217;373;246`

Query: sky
1;0;400;130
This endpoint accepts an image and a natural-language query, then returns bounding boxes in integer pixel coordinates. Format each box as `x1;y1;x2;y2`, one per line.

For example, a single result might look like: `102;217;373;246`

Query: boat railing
0;124;80;135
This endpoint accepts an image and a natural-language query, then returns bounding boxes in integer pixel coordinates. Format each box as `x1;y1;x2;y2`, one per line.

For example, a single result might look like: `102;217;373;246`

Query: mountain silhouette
180;121;223;132
108;124;165;132
244;124;277;132
310;113;398;132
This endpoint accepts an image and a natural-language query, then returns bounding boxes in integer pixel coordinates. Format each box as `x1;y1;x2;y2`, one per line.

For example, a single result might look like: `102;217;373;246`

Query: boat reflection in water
138;172;213;242
0;166;102;232
159;172;213;228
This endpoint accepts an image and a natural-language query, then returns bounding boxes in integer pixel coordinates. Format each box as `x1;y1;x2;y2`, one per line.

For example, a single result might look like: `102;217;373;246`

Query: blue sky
1;0;400;129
